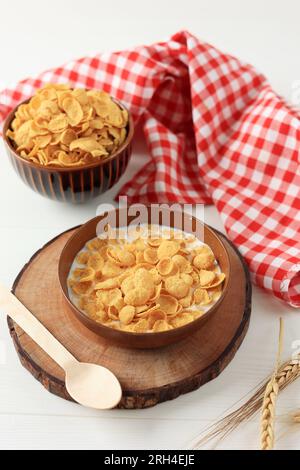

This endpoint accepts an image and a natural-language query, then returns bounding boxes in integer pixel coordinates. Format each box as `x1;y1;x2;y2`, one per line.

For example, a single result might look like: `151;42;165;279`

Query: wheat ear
293;412;300;423
190;325;300;449
260;318;284;450
260;378;279;449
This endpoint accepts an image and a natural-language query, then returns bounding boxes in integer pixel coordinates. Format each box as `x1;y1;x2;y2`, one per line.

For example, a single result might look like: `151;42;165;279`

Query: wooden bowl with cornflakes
3;86;134;203
58;208;231;348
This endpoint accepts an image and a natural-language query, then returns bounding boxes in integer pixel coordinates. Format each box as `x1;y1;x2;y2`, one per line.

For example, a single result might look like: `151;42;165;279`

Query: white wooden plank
0;414;299;450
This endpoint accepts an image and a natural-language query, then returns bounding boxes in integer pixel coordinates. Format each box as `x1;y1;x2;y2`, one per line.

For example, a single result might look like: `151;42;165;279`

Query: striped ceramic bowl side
5;142;132;203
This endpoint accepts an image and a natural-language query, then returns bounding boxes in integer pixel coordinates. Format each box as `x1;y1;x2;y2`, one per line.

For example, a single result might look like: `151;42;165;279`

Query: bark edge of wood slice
7;226;251;409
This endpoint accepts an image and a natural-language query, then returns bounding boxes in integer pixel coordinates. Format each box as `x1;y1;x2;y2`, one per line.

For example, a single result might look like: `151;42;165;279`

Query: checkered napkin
1;31;300;307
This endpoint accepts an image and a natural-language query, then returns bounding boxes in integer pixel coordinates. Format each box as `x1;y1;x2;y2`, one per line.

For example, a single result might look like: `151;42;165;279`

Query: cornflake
7;84;129;167
67;225;226;333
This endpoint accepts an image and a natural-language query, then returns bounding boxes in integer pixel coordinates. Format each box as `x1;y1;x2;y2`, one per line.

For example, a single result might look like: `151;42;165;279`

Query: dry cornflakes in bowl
3;84;134;203
58;207;230;348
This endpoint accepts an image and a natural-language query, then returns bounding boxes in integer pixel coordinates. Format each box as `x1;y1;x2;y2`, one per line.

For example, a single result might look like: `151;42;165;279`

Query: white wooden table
0;0;299;450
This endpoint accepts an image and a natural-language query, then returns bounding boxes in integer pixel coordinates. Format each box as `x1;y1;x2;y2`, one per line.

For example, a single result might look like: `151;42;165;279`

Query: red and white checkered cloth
1;31;300;307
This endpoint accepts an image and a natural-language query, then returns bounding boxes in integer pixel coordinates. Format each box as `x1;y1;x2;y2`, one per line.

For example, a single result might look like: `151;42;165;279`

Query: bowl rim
2;95;134;173
58;211;232;340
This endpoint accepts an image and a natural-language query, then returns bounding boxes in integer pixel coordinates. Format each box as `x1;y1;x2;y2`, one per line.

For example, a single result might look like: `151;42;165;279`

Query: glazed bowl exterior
58;208;231;348
3;98;134;203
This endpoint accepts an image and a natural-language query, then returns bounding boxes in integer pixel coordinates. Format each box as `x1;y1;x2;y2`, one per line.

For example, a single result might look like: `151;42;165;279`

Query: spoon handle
0;283;76;370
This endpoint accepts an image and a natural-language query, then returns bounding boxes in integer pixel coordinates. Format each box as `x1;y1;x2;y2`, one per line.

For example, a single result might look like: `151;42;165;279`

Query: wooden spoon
0;284;122;409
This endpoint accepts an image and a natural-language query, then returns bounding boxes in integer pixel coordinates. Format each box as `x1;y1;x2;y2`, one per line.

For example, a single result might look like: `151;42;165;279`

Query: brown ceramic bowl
58;207;231;349
3;97;134;203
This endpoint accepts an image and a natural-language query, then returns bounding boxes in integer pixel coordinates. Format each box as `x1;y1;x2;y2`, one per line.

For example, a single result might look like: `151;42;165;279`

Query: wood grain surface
7;227;251;409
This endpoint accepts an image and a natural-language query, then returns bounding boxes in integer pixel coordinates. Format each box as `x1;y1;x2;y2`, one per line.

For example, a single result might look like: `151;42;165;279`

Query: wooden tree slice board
7;227;251;409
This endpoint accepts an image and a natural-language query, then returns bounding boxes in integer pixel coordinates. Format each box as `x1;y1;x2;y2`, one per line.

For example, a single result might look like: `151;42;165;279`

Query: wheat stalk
260;378;279;449
293;412;300;423
190;356;300;449
260;318;284;450
189;322;300;449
